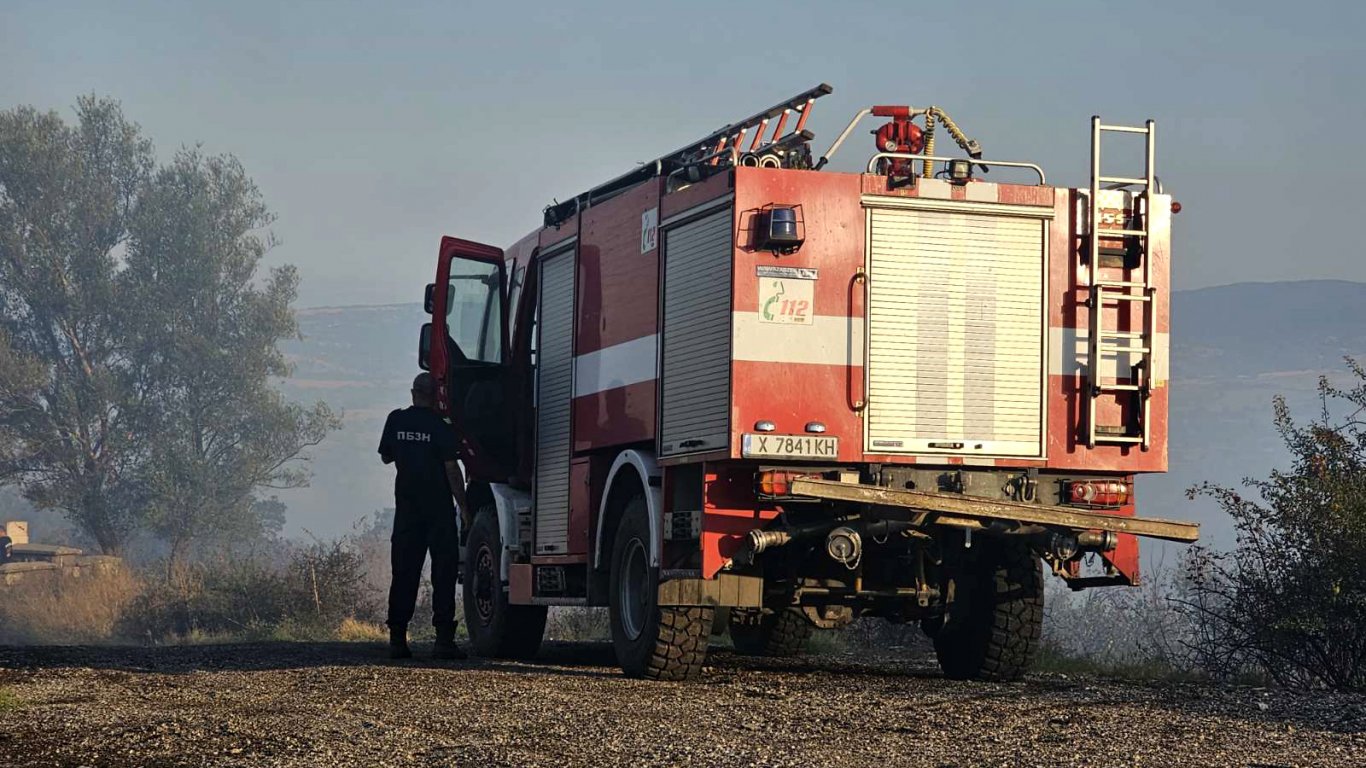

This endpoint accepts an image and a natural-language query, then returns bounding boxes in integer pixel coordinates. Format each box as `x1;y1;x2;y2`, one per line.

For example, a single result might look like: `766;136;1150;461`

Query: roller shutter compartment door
659;207;733;457
865;207;1046;458
534;249;575;554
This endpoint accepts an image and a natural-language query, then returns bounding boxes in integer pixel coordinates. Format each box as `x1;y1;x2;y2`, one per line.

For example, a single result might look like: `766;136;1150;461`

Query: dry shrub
545;607;610;641
1038;555;1201;679
0;567;140;645
117;538;379;641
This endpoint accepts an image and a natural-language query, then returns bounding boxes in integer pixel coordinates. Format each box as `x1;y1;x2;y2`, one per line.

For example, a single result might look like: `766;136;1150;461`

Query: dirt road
1;641;1362;767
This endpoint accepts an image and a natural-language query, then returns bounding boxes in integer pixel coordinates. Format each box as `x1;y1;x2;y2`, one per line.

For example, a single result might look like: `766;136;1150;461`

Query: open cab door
420;236;513;478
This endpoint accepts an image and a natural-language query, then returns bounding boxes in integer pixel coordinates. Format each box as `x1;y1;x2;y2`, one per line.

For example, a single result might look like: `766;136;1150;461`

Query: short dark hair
411;372;435;397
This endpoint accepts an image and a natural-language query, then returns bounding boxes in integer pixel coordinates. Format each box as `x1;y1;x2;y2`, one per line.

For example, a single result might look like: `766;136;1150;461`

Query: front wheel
608;494;712;681
462;505;547;659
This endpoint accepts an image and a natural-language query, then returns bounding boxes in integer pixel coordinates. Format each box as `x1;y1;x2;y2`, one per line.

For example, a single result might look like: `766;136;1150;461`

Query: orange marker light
756;470;803;497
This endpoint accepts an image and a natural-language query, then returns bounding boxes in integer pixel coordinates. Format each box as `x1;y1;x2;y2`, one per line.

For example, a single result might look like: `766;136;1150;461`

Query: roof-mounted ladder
544;84;833;227
689;83;831;166
1085;117;1157;449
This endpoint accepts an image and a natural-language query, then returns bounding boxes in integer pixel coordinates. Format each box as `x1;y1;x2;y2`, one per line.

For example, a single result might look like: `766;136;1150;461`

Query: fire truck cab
418;84;1196;681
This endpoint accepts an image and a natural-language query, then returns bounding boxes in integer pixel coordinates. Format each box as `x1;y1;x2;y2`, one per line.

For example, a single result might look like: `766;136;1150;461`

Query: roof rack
544;84;834;228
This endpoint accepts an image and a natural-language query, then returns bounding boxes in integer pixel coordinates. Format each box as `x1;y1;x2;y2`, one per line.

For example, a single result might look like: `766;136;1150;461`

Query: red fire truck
418;84;1197;681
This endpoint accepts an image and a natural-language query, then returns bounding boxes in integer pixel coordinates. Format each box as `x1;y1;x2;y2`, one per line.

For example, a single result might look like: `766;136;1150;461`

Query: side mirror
418;323;432;371
424;283;436;314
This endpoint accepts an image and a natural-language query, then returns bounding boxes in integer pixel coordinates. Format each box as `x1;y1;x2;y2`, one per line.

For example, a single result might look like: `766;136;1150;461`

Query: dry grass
0;565;388;647
0;568;141;645
336;617;387;643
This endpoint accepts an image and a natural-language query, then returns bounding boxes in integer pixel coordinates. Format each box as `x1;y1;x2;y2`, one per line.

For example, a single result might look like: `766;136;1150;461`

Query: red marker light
1069;481;1130;507
1171;201;1182;214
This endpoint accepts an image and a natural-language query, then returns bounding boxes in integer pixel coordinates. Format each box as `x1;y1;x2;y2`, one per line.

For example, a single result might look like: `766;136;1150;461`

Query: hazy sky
4;0;1363;308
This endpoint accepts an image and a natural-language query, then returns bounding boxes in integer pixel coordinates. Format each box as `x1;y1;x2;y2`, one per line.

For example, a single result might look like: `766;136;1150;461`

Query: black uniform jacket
378;406;460;512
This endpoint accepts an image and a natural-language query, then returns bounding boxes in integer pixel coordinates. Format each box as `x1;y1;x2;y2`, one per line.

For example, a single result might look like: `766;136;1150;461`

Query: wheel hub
474;544;495;624
618;537;649;641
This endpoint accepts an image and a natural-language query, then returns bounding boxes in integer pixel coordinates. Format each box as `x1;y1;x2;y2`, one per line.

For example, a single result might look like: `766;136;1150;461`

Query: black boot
433;624;467;660
389;625;412;660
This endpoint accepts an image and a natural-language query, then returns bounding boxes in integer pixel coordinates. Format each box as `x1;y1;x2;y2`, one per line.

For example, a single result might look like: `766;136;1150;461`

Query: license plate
742;433;839;460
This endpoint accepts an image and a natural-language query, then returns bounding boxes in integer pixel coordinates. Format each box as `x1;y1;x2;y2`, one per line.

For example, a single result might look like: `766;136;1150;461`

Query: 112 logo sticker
758;276;813;325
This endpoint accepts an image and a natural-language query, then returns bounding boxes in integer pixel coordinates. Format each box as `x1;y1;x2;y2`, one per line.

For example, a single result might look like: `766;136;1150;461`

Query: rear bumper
788;476;1198;543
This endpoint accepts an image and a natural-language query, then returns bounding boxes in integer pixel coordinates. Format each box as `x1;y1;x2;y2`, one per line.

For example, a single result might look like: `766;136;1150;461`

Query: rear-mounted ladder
1085;117;1156;449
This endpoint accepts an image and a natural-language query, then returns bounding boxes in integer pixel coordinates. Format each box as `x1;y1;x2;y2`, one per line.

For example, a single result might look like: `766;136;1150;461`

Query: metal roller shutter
660;207;733;457
535;249;575;554
866;206;1047;457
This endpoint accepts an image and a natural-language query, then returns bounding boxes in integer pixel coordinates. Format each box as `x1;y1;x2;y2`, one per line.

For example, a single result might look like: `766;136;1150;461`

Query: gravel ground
1;641;1363;768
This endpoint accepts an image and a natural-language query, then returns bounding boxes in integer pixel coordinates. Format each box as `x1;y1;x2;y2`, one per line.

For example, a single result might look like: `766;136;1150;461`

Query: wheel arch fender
594;449;663;570
486;482;530;582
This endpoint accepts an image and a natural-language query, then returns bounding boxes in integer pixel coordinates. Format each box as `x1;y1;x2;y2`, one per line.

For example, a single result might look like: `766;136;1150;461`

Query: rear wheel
728;608;813;657
462;505;547;659
933;538;1043;682
608;494;712;680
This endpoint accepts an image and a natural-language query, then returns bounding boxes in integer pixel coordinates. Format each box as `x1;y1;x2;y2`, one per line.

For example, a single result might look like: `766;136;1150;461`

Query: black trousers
387;498;460;630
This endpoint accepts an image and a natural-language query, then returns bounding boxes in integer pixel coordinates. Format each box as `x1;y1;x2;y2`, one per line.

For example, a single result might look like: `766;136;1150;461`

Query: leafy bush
1182;361;1366;690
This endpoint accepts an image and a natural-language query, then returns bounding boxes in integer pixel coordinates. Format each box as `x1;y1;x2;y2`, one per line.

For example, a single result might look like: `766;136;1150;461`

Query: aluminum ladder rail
543;84;834;227
1085;117;1156;449
694;83;833;165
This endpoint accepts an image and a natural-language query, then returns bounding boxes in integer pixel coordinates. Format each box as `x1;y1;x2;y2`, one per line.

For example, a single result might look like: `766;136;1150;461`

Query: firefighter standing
378;372;470;660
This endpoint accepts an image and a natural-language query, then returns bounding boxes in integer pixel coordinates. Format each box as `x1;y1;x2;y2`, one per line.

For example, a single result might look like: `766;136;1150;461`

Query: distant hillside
1153;280;1366;546
272;281;1366;552
1175;280;1366;377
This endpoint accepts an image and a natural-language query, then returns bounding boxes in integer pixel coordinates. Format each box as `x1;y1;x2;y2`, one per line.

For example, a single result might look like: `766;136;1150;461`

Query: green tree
0;329;44;473
121;149;338;570
0;97;338;559
0;97;153;554
251;496;289;540
1186;359;1366;690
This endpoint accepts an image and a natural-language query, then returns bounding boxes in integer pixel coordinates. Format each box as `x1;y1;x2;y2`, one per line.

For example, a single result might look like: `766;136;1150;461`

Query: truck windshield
447;258;502;364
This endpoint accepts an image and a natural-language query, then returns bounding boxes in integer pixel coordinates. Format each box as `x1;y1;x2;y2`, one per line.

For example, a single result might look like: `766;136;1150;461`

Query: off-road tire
728;608;813;657
462;505;547;659
608;494;713;681
933;539;1043;682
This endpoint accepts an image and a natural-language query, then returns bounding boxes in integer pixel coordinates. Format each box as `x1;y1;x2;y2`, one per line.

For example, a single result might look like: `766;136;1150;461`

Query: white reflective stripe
733;312;863;366
573;333;658;397
916;178;954;199
964;182;997;202
1049;326;1170;385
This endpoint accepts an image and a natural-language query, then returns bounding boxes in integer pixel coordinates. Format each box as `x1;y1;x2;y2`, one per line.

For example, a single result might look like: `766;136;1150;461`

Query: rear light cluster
1068;480;1130;507
756;470;804;497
